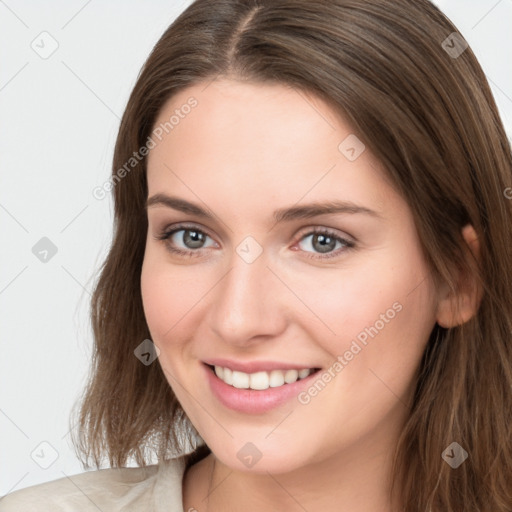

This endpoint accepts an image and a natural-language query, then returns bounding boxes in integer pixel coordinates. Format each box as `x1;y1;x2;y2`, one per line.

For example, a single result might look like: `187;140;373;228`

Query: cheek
140;254;200;403
299;247;437;391
140;249;215;356
142;268;186;340
141;230;437;361
286;255;437;446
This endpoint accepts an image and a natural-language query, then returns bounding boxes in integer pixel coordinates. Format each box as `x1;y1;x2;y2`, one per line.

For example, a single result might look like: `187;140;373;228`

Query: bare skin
141;78;481;512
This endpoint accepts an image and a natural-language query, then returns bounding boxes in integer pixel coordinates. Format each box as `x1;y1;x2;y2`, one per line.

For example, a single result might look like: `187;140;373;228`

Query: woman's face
141;78;441;473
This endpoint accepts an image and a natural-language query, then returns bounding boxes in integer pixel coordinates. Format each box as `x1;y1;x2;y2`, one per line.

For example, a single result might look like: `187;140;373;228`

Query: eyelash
155;223;356;260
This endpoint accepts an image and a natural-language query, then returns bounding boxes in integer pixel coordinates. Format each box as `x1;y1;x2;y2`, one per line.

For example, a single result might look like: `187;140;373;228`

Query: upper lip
203;358;320;374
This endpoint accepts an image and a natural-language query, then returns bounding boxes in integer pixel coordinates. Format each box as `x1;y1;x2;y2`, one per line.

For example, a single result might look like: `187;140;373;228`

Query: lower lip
203;364;320;414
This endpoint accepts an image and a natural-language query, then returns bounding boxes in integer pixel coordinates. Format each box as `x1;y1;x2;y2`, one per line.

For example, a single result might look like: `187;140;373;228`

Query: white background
1;0;511;495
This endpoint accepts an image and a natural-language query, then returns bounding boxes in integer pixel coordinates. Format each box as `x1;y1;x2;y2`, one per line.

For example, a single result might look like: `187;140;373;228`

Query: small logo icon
30;441;59;469
237;442;263;468
134;339;160;365
442;441;468;468
441;32;468;58
338;134;366;161
32;237;58;263
31;31;59;59
236;236;263;264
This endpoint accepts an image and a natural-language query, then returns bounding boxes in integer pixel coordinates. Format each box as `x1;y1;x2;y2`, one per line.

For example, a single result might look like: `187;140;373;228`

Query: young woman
2;0;511;511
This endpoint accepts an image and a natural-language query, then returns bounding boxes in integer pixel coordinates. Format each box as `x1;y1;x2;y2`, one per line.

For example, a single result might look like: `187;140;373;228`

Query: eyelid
294;224;356;244
155;221;355;243
154;222;219;253
155;221;217;243
155;222;356;259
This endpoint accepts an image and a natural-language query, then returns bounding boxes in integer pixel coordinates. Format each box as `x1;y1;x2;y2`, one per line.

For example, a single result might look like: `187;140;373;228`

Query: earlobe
435;224;483;328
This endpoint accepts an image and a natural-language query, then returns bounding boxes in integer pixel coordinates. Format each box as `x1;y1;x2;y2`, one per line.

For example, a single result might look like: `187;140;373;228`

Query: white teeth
249;371;269;390
284;369;299;383
214;366;224;379
213;365;314;390
223;367;233;385
231;370;250;389
298;368;310;379
269;370;285;387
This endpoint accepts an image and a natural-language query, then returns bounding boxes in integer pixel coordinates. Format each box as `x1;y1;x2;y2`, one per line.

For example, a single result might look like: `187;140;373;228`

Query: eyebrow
145;193;383;223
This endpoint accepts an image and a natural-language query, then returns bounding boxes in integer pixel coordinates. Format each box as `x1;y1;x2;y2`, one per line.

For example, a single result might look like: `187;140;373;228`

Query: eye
155;223;355;260
295;227;355;259
156;223;216;258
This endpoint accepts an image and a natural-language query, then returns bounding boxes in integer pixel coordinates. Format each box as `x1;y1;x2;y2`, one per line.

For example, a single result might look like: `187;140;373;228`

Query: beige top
0;455;188;512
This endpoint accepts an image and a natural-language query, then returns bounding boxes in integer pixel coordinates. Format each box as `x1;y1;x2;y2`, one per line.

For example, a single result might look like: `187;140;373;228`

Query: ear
435;224;484;328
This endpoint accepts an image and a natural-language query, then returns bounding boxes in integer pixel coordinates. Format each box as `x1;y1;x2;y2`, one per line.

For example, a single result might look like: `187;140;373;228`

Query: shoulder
0;456;188;512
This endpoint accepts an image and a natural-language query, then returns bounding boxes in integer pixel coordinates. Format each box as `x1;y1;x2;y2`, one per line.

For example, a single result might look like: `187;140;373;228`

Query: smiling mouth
206;364;321;391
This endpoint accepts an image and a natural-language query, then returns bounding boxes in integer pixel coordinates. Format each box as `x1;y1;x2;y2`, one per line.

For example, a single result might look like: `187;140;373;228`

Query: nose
207;246;288;347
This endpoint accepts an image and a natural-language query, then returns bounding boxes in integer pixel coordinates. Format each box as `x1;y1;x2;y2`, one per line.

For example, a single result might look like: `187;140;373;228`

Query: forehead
149;79;342;163
146;79;399;220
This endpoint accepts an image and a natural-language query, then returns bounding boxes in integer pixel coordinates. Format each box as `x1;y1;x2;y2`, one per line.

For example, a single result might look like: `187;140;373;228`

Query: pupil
184;230;204;248
314;234;335;253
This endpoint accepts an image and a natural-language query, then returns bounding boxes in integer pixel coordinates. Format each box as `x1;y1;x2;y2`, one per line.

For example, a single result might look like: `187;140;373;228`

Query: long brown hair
71;0;512;509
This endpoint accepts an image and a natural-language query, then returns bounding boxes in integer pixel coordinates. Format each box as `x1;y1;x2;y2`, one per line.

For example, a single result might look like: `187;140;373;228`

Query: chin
201;433;319;475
